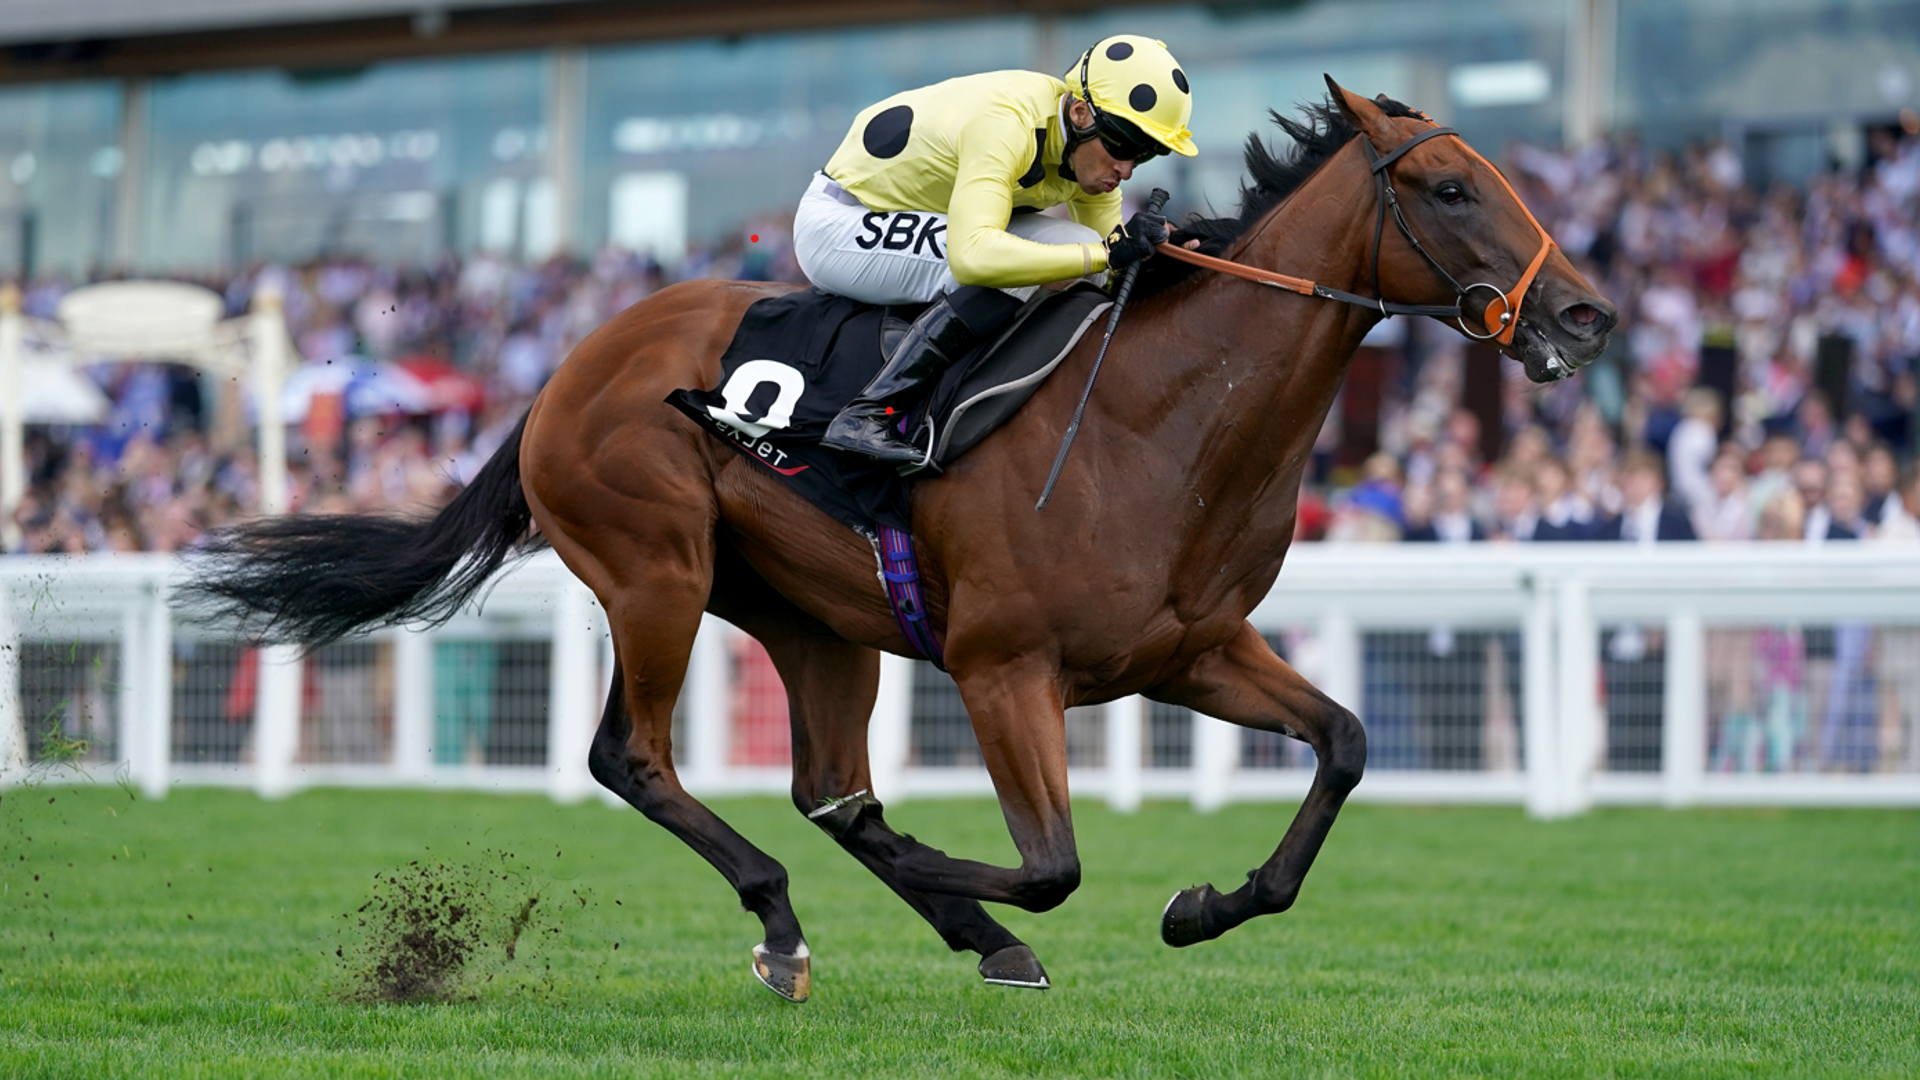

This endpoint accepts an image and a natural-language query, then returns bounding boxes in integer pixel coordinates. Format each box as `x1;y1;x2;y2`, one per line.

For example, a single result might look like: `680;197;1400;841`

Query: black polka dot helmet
1066;35;1198;160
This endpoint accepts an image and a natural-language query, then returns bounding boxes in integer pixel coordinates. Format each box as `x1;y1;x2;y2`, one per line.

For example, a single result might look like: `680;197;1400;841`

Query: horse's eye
1436;182;1466;205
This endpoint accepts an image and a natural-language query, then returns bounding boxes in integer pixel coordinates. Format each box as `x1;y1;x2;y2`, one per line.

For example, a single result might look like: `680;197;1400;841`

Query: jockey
793;34;1198;464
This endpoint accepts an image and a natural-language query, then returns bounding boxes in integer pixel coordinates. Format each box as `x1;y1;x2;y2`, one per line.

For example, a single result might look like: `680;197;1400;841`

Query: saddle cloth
667;283;1111;535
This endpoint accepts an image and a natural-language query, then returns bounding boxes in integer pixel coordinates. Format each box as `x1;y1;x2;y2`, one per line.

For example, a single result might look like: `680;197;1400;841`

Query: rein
1153;123;1556;345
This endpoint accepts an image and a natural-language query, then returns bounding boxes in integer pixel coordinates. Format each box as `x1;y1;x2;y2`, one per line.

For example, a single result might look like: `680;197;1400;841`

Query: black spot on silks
1105;41;1134;61
1018;128;1046;188
862;105;913;159
1172;68;1189;94
1130;84;1158;113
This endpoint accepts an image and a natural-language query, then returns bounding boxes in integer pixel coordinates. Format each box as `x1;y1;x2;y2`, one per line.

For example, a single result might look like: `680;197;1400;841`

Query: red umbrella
397;355;487;414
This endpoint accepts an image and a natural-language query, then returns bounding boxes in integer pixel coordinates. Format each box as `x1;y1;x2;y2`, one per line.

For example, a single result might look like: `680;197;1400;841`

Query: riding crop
1035;186;1169;511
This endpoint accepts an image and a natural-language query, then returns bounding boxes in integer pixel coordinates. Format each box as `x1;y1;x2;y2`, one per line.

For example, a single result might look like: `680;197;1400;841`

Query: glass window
580;18;1037;264
0;82;121;279
1618;0;1920;181
141;55;548;272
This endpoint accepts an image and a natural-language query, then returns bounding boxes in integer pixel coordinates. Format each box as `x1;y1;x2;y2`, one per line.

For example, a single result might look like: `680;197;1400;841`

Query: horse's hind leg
708;559;1047;989
588;592;812;1001
1149;621;1366;946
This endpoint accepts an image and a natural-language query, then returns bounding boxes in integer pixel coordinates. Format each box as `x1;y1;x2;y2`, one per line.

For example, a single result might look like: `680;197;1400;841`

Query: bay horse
186;82;1615;1000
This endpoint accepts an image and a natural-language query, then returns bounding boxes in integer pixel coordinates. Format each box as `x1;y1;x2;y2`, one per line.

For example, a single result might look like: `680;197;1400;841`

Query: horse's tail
181;412;539;645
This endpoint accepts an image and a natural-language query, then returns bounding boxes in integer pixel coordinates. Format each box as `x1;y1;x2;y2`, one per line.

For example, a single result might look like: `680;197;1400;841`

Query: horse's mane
1133;93;1425;298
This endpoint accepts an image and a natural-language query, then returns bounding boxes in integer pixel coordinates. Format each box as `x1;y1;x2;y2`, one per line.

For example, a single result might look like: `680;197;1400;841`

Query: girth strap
875;525;946;671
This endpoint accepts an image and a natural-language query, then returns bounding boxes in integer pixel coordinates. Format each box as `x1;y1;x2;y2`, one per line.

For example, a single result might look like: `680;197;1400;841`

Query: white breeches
792;172;1104;306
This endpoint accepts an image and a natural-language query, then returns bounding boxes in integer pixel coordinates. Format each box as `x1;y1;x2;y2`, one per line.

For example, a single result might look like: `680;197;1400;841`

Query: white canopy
16;350;111;425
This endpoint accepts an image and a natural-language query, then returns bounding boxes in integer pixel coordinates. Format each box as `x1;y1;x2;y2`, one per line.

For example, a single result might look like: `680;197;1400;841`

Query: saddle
667;283;1112;536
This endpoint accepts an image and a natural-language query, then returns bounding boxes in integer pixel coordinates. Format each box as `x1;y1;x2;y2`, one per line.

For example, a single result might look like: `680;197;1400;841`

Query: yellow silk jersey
824;70;1123;288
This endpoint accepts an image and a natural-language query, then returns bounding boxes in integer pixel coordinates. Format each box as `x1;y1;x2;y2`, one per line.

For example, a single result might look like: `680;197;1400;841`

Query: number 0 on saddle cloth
667;283;1112;537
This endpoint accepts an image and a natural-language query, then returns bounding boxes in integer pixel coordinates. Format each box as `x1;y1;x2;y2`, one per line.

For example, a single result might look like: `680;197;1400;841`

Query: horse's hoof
1161;884;1220;948
978;944;1050;989
752;941;810;1002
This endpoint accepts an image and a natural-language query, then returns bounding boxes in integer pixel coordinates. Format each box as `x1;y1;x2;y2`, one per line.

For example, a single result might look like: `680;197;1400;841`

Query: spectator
1405;468;1483;543
1862;441;1902;527
1823;471;1870;541
1531;456;1595;540
1794;458;1844;542
1596;452;1697;543
1327;456;1405;542
1488;467;1540;542
1747;434;1803;528
1667;386;1723;516
1694;448;1755;542
1875;466;1920;771
1816;470;1876;769
1877;463;1920;542
1795;392;1838;461
1398;481;1433;542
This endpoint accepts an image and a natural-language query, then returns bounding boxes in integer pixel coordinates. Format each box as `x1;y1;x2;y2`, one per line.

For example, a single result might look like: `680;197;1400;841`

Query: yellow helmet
1066;35;1198;159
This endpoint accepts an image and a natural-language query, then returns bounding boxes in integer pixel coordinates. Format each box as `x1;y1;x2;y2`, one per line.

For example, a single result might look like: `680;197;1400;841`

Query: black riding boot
823;293;983;464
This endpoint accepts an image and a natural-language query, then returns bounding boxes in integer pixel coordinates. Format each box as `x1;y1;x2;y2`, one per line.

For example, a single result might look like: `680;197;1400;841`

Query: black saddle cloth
667;284;1111;534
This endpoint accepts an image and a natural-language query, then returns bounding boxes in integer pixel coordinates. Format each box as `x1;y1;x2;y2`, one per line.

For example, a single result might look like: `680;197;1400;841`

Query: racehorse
186;82;1615;1000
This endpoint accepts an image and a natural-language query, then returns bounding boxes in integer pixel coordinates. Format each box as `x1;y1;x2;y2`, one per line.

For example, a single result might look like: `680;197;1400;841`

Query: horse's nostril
1558;301;1615;337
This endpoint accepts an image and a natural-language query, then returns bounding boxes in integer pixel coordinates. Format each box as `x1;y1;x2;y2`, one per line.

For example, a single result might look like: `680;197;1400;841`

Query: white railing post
253;644;303;798
590;627;616;805
392;629;433;779
869;652;914;806
118;602;143;789
1106;694;1145;813
250;284;289;521
547;578;598;802
139;578;172;799
1319;606;1362;716
249;284;300;799
0;582;21;774
1190;711;1239;812
1662;608;1706;808
1554;575;1598;816
681;614;731;794
0;285;24;553
1522;573;1560;818
1318;605;1363;803
598;629;616;730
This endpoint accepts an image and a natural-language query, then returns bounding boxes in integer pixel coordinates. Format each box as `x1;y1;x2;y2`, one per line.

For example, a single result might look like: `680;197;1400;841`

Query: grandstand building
2;0;1920;278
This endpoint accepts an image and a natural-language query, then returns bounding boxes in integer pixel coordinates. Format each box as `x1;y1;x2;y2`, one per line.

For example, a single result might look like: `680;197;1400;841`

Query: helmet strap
1058;93;1096;182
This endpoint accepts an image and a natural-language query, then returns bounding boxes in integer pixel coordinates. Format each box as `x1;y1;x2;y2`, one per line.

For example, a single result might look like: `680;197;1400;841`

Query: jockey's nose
1115;160;1134;181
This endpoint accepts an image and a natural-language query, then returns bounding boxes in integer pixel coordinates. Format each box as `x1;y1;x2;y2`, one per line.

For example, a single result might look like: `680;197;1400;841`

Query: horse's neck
1144;141;1384;512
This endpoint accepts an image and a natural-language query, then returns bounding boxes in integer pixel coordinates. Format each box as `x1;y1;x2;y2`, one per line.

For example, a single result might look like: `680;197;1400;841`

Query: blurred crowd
8;130;1920;555
6;218;799;554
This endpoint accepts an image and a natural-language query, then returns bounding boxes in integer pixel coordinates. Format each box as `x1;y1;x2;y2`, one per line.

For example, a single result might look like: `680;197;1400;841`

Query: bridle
1154;120;1557;348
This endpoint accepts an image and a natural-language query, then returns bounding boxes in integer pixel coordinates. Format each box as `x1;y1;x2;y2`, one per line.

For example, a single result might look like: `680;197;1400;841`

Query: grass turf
1;785;1915;1078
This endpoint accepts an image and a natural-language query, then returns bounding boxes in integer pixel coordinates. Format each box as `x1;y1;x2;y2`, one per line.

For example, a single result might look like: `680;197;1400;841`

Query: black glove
1105;206;1170;271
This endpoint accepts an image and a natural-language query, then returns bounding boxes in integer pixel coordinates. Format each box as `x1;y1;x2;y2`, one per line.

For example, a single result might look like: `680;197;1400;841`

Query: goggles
1093;114;1167;164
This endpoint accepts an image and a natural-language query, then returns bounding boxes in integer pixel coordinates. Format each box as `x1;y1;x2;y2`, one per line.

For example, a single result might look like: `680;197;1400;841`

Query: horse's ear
1324;75;1395;146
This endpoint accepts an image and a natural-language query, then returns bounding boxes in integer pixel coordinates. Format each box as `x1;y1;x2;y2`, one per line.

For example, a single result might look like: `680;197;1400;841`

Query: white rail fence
3;546;1918;818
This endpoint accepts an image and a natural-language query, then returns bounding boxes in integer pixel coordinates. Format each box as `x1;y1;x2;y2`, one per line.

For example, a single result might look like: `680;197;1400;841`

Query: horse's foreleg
779;643;1045;984
706;561;1042;987
887;661;1082;915
589;593;811;1001
1149;621;1366;946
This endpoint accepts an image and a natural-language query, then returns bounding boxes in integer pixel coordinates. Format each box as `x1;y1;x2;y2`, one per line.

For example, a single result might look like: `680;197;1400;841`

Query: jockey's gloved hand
1106;206;1170;271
